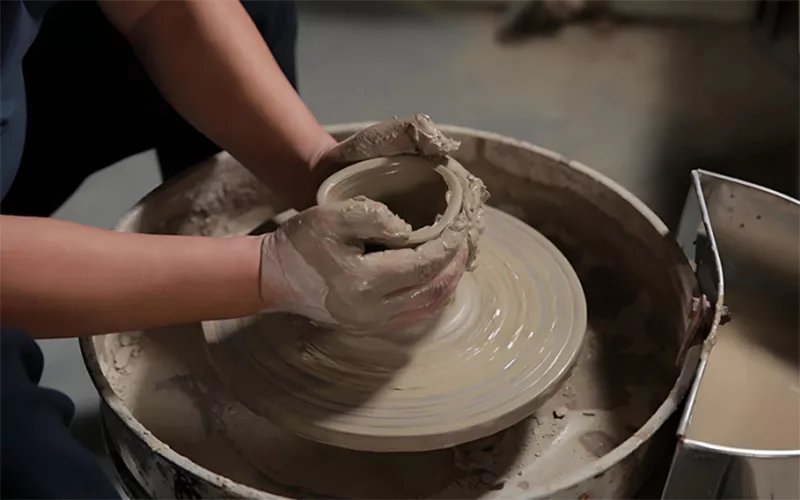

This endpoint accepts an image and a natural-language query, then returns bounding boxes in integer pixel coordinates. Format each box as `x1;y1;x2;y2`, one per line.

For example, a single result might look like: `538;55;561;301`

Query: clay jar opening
317;155;463;247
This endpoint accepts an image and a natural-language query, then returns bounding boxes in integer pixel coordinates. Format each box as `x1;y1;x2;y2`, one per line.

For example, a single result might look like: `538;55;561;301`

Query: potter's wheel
203;207;587;452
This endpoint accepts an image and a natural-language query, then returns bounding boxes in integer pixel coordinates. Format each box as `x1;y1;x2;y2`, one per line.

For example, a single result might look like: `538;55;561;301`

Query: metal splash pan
665;170;799;499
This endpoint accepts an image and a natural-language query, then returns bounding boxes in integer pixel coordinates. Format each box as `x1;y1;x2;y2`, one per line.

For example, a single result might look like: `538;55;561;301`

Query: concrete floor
39;0;798;490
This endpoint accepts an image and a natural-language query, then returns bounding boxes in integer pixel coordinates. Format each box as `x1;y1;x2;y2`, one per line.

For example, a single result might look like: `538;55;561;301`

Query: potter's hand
312;114;460;183
259;198;468;335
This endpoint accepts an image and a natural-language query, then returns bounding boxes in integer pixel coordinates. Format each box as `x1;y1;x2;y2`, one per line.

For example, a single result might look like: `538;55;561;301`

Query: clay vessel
316;155;464;247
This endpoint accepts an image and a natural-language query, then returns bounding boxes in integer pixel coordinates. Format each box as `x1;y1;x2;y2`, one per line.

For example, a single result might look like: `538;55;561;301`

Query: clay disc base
203;207;587;452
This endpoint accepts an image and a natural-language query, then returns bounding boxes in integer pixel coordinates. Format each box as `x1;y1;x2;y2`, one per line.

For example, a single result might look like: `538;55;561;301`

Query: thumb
362;227;468;296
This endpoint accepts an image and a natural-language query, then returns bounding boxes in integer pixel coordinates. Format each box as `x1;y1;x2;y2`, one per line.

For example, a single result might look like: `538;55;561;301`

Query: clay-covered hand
312;114;460;183
259;198;468;335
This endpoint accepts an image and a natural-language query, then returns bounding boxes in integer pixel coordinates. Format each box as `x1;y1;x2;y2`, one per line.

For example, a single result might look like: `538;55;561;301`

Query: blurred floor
40;0;798;491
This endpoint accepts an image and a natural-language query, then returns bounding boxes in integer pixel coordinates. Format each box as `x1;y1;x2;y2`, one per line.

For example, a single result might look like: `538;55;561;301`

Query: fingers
341;245;467;336
325;198;412;246
279;200;409;281
380;244;468;324
401;114;461;157
361;226;467;296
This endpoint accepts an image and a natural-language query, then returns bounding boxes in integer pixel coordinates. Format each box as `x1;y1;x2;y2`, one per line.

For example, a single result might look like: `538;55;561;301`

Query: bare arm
0;216;263;338
100;0;337;208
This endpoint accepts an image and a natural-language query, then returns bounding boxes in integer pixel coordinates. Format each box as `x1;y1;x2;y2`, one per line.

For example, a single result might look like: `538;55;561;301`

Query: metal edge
682;438;800;459
696;168;800;207
81;123;699;499
674;169;800;459
676;170;727;437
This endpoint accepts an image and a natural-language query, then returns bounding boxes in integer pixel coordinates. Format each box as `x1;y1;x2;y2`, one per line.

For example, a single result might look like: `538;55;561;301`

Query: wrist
257;229;332;322
257;232;291;312
254;128;336;210
222;235;267;317
307;129;338;172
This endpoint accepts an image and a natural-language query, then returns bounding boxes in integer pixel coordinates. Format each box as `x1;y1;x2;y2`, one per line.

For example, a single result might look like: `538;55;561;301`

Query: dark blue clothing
1;1;297;498
1;0;297;218
0;0;57;198
1;330;120;499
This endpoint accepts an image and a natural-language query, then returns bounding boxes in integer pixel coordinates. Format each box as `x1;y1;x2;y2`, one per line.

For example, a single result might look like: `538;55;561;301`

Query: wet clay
203;207;587;452
318;154;488;268
379;185;447;231
317;155;463;246
324;114;461;167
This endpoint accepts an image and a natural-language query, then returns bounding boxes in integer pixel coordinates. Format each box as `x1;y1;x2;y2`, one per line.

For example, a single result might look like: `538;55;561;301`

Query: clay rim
80;124;694;499
316;155;464;247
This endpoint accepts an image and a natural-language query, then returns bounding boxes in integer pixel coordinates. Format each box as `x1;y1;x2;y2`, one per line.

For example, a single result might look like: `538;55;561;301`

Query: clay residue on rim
129;153;281;238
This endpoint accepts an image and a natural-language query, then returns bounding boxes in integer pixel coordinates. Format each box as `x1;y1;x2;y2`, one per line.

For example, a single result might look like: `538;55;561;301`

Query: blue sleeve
1;329;120;499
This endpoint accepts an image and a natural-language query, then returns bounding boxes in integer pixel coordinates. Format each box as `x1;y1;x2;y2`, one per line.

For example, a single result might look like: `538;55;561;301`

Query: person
0;1;469;497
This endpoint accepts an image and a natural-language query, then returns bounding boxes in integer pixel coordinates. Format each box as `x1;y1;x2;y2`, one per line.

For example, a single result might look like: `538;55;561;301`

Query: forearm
101;0;336;208
0;216;262;338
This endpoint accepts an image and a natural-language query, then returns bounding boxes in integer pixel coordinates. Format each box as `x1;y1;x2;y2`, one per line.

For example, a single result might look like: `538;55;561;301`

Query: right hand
259;198;468;335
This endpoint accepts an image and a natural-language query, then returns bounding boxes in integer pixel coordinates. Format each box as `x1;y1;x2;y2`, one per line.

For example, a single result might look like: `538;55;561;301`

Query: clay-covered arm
0;216;263;338
99;0;336;208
